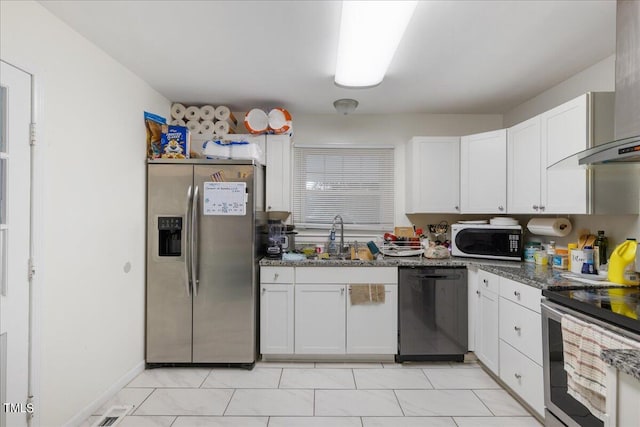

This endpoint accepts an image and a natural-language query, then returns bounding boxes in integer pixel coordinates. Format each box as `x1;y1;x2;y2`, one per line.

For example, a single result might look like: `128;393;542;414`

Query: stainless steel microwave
451;224;522;261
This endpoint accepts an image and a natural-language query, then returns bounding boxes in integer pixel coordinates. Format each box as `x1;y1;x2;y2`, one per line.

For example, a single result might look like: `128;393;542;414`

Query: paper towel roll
186;120;202;134
527;218;572;237
200;120;215;135
199;105;216;121
170;119;186;127
214;120;231;136
171;103;186;120
185;106;201;121
244;108;268;134
214;106;237;126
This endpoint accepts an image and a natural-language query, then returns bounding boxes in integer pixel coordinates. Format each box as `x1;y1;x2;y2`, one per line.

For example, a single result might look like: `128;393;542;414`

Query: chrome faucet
331;215;345;255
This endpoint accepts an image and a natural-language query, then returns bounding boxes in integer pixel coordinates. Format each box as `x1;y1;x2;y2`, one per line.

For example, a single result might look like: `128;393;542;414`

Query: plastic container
609;239;639;285
581;246;596;274
552;249;569;270
567;243;578;271
534;250;548;265
524;242;541;263
547;241;556;265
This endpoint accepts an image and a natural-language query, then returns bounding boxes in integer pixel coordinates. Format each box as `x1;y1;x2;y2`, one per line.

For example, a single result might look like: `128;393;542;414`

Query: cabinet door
507;116;542;214
260;284;294;354
266;134;291;213
541;94;588;214
295;284;346;354
346;285;397;354
476;272;500;374
406;137;460;213
460;129;507;213
499;340;544;417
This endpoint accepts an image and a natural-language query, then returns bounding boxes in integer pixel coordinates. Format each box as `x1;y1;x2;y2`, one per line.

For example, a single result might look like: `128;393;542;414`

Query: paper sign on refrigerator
203;182;247;215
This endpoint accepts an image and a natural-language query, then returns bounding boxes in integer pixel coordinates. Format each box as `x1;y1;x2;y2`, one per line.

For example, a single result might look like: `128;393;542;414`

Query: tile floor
81;361;542;427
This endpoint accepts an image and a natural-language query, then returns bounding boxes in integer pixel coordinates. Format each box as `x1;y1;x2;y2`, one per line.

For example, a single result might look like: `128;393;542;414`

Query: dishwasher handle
415;274;464;280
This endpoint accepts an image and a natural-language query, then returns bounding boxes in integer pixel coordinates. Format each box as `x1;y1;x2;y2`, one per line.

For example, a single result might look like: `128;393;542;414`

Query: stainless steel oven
541;298;640;427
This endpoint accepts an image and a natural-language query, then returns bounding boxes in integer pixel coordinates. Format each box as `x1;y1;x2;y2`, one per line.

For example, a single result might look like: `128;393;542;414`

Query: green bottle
595;230;608;266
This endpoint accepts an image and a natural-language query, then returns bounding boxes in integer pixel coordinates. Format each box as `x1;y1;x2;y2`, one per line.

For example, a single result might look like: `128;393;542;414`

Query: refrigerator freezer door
192;165;257;363
146;164;193;363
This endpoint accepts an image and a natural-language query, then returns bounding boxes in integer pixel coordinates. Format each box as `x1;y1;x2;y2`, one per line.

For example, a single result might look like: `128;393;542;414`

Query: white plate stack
489;217;519;226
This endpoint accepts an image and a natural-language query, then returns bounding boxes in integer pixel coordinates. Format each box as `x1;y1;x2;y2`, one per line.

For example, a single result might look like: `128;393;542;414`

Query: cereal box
160;125;190;159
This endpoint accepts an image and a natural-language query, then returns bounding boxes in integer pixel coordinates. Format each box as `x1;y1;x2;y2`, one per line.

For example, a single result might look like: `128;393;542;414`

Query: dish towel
349;284;386;305
561;314;640;420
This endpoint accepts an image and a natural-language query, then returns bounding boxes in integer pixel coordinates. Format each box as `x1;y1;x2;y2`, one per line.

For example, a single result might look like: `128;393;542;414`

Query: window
293;146;394;230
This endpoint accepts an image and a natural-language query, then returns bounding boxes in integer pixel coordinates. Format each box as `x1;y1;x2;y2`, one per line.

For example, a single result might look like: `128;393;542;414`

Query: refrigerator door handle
185;185;193;297
191;185;200;296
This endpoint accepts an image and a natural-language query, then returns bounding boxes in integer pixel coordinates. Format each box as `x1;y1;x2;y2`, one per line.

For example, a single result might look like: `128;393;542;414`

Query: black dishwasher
397;266;468;362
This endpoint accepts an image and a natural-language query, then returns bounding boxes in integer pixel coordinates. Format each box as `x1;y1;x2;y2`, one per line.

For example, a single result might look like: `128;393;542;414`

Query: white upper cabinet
508;94;589;214
405;137;460;214
507;116;543;214
541;94;589;214
460;129;507;214
265;134;292;213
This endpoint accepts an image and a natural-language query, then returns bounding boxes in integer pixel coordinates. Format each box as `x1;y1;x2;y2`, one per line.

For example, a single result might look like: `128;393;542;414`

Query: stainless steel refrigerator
146;159;265;366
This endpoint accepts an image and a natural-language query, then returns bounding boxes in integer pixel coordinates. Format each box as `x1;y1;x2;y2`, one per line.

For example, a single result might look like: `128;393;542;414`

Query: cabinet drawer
499;297;542;365
261;267;294;284
295;267;397;284
499;340;544;417
478;270;500;295
500;277;541;313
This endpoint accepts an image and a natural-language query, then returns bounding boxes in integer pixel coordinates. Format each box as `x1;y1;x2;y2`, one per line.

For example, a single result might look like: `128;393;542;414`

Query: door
507;116;542;214
295;284;346;354
146;164;193;363
407;137;460;213
346;285;397;354
541;94;588;214
0;61;32;427
192;164;256;363
260;284;294;354
460;129;507;213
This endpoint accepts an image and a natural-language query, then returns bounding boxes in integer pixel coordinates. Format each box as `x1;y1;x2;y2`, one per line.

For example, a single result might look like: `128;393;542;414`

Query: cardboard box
161;125;190;159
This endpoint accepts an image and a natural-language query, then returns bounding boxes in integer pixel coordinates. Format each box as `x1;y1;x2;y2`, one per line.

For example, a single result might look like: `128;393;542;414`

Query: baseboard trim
63;360;145;427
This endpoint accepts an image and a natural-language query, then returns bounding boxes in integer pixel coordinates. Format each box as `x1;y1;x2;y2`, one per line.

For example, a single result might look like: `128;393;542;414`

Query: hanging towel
349;284;385;305
561;314;640;420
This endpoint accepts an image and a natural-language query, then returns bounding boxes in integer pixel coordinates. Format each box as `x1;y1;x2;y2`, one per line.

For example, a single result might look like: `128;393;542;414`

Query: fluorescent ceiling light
335;0;418;88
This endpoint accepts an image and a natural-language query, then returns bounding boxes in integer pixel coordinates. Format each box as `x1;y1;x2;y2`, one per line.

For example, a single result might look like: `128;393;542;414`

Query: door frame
1;58;43;427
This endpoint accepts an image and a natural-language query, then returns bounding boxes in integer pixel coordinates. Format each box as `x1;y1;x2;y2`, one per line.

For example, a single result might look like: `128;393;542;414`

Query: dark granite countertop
260;256;617;291
601;349;640;381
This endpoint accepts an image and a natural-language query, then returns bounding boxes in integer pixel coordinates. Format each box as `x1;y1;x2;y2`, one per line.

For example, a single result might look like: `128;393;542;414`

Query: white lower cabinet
475;270;500;374
260;284;294;354
260;266;398;357
346;284;397;354
295;284;346;354
499;340;545;417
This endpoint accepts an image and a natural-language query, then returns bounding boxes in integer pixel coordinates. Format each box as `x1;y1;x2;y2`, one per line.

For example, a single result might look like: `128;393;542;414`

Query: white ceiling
39;0;616;115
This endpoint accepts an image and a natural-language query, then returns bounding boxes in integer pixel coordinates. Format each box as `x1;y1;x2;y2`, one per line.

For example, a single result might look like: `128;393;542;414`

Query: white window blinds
293;146;394;229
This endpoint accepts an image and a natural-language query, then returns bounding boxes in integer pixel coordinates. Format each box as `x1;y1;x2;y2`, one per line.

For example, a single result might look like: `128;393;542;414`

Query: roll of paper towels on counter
527;218;572;237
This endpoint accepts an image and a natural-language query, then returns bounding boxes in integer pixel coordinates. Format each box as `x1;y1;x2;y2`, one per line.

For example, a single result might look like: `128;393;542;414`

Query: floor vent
91;405;133;427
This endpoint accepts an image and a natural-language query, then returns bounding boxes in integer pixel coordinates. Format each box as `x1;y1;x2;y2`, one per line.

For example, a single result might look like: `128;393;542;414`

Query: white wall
0;2;169;425
292;113;503;231
503;55;616;127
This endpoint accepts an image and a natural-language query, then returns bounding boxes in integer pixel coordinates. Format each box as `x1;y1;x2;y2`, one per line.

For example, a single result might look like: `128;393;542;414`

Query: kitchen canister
570;249;587;274
524;242;541;263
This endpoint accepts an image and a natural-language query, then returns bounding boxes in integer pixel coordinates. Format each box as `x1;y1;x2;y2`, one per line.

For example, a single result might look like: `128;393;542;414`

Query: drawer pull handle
274;273;279;281
262;288;266;294
513;291;521;298
483;279;488;286
514;373;522;380
514;326;521;333
341;288;345;296
476;290;481;296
